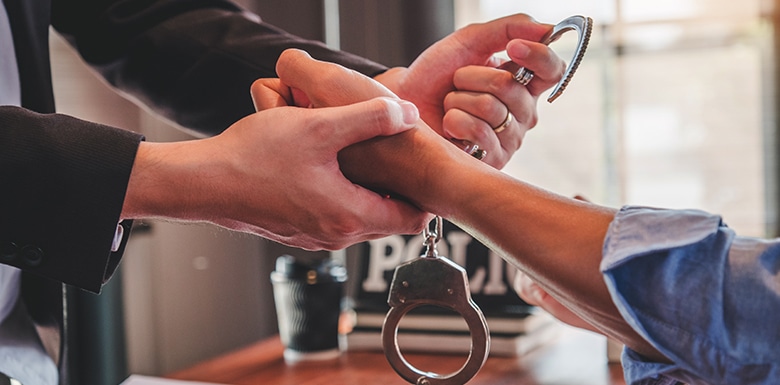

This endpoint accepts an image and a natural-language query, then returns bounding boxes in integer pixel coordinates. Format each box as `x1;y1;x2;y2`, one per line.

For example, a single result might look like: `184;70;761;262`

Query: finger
290;88;312;108
250;78;293;111
512;272;601;333
512;271;544;305
345;190;431;238
398;14;554;89
448;70;537;129
443;90;508;130
456;13;553;58
441;107;495;146
310;97;420;152
441;108;513;168
504;40;567;97
275;49;398;107
442;91;527;163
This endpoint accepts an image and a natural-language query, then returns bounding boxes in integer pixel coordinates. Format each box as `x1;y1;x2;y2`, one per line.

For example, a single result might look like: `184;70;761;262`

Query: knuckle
443;92;457;110
368;98;402;133
527;112;539;129
327;213;364;239
413;214;435;235
474;95;505;124
370;98;394;122
306;113;337;139
555;59;568;82
307;214;361;251
485;76;507;97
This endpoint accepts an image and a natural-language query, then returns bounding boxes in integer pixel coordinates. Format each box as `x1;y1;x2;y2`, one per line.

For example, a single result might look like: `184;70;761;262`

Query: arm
121;97;427;251
0;106;141;292
1;97;426;291
254;49;668;363
17;0;410;291
51;0;387;136
374;13;566;168
342;133;663;359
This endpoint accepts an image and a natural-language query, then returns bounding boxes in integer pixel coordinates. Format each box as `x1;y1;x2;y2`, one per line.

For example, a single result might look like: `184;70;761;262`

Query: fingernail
530;284;548;303
508;41;531;59
399;100;419;125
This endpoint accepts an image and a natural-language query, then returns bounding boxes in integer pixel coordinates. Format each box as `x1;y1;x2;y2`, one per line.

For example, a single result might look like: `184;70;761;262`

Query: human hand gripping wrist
251;49;490;214
373;13;567;168
251;52;671;363
122;93;427;251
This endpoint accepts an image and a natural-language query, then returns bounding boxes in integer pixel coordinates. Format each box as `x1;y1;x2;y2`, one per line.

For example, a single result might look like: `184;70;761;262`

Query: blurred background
50;0;778;383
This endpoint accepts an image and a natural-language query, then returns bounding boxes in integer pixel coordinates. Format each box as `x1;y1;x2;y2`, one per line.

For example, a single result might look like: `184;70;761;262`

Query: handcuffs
467;15;592;161
381;15;593;385
381;217;488;385
539;15;593;103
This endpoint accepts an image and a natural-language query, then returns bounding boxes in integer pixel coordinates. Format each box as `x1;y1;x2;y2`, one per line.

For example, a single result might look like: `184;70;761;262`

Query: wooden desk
168;325;626;385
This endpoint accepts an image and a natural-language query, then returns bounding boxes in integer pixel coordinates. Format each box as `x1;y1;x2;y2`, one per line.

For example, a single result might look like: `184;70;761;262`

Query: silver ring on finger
492;109;513;134
465;143;487;161
513;67;534;86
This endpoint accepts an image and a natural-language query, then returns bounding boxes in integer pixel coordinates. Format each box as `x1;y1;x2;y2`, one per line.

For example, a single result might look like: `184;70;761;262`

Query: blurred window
455;0;774;236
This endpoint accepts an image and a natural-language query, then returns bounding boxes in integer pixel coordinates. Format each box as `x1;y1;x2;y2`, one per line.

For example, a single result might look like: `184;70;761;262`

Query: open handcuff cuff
465;15;593;161
381;15;593;385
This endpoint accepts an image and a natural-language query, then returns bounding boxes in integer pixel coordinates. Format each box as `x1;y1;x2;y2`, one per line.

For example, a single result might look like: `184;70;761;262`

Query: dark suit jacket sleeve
51;0;390;136
0;106;143;293
7;0;386;292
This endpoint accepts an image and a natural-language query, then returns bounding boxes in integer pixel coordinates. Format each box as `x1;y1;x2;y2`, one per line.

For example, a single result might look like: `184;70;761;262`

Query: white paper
120;375;225;385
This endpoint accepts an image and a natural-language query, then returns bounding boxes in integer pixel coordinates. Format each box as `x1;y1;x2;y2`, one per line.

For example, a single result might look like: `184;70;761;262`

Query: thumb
459;13;552;58
249;78;292;111
317;97;420;151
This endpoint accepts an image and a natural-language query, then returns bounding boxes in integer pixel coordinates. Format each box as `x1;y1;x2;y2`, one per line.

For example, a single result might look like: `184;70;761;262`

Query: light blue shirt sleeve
601;206;780;385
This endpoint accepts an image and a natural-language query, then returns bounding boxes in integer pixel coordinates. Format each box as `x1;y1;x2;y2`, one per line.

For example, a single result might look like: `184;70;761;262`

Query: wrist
122;140;222;222
373;67;407;97
339;124;478;216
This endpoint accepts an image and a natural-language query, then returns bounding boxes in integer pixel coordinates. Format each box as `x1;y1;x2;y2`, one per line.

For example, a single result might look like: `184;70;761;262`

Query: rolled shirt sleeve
601;206;780;385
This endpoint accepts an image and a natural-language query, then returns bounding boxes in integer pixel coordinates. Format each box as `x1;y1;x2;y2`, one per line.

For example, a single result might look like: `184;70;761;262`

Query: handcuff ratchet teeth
381;216;489;385
499;15;593;103
542;15;593;103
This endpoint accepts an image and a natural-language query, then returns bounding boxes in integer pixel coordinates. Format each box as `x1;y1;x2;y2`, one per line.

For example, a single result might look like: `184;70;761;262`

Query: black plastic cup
270;255;347;363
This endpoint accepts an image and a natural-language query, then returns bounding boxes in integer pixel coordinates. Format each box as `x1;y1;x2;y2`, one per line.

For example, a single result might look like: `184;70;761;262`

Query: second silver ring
465;143;487;161
513;67;534;86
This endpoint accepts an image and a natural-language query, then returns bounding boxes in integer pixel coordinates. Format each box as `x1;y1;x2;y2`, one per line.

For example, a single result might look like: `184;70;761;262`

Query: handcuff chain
422;216;443;258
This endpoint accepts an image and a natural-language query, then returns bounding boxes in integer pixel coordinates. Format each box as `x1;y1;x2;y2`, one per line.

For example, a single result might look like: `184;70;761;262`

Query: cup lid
271;255;347;283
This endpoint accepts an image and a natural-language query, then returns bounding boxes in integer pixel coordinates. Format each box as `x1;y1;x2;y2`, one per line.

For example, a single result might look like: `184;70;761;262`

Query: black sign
352;220;532;317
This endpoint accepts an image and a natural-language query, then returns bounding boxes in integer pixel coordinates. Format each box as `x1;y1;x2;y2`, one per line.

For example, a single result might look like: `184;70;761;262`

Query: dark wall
339;0;455;67
240;0;326;41
239;0;455;67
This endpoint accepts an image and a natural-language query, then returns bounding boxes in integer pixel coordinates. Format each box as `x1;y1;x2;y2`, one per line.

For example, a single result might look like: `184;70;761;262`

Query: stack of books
343;220;559;357
344;305;558;356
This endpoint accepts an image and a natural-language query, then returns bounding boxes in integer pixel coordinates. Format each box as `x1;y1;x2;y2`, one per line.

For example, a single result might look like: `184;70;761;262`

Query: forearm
273;49;664;359
340;128;666;361
53;0;386;136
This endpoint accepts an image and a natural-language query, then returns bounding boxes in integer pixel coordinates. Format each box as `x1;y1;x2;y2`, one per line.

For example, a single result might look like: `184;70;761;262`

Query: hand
374;13;567;168
512;272;601;334
249;48;473;213
251;49;400;110
122;97;428;251
252;54;668;363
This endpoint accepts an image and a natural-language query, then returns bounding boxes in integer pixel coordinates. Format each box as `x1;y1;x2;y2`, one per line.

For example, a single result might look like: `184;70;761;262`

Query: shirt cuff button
20;245;44;267
0;242;19;263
